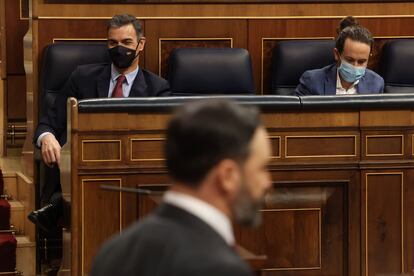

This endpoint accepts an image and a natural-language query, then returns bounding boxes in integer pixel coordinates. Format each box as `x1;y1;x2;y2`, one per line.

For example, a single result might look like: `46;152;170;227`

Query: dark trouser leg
29;165;62;232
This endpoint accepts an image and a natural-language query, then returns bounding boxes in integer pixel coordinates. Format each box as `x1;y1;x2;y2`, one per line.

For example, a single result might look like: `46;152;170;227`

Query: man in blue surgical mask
295;21;384;95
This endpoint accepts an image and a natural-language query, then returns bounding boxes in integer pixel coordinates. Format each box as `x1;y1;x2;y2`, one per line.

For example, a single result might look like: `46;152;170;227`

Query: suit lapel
96;65;111;98
129;68;148;97
324;64;337;95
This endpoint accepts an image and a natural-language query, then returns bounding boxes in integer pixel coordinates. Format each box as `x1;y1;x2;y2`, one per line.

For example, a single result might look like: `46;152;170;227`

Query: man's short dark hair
108;14;143;39
335;25;374;53
165;99;261;186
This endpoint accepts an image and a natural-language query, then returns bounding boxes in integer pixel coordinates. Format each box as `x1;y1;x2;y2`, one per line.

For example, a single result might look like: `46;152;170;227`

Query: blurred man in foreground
91;99;272;276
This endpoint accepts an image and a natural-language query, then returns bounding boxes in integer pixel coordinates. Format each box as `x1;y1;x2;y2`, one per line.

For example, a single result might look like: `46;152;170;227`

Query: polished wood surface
5;0;28;122
33;1;414;17
63;100;414;276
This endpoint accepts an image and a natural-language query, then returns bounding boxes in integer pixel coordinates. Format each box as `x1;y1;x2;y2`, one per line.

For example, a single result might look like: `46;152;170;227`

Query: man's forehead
108;24;137;37
343;38;370;50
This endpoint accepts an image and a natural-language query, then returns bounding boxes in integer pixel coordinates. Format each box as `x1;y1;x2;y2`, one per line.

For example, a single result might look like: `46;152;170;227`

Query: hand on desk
41;133;61;168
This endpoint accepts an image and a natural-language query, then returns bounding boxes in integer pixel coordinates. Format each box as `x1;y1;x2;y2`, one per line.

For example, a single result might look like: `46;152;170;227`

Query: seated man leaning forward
295;24;384;95
91;99;272;276
29;14;170;232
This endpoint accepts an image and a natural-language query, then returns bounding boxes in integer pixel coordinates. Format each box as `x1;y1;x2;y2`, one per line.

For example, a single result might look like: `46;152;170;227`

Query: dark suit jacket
91;203;253;276
34;63;170;146
295;64;384;96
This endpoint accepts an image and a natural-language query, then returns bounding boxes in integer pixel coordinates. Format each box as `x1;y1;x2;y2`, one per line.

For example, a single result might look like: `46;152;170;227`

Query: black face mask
108;44;138;69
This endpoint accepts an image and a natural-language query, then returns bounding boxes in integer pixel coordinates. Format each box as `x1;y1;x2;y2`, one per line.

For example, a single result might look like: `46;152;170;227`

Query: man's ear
216;159;241;196
333;48;340;63
137;37;146;52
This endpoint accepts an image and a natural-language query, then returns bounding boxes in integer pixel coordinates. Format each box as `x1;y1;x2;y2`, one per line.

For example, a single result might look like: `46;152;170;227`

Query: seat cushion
167;48;255;95
379;39;414;93
0;233;17;272
271;40;335;95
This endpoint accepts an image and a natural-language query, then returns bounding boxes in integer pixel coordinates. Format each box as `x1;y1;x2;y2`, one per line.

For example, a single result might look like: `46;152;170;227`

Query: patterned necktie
111;75;126;98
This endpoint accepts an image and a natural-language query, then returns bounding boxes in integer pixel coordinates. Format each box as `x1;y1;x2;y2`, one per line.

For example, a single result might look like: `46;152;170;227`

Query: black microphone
100;185;164;195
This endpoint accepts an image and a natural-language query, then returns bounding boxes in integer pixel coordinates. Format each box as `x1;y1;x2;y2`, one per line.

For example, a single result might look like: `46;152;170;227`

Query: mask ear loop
134;38;143;59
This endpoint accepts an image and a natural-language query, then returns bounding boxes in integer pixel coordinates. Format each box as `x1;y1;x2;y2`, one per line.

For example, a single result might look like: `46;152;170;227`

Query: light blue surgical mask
338;59;366;83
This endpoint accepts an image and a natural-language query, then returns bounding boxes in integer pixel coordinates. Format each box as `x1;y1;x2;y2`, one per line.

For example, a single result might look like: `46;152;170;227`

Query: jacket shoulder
142;69;168;84
303;64;334;78
365;68;384;81
141;69;171;96
74;63;110;77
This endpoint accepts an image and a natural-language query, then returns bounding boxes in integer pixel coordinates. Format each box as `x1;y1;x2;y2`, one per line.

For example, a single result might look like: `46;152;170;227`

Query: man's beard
232;179;265;228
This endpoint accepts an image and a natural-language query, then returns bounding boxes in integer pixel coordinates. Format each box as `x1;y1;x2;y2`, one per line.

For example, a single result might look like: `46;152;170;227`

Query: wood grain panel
285;135;356;158
130;137;164;161
137;184;168;218
78;113;129;131
144;19;247;76
5;0;28;74
365;135;404;157
159;38;232;78
34;1;414;17
6;75;26;120
236;181;346;275
81;139;121;162
405;170;414;274
365;172;403;276
82;178;121;275
262;209;321;270
360;110;412;127
261;111;359;129
269;136;281;159
124;174;170;229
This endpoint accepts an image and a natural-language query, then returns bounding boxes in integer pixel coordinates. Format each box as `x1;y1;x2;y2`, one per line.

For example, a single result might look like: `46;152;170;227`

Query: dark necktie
111;75;126;98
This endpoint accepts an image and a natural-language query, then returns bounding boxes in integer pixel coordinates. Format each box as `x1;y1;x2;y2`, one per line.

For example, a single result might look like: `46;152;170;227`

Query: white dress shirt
108;64;139;97
163;190;235;246
336;70;358;95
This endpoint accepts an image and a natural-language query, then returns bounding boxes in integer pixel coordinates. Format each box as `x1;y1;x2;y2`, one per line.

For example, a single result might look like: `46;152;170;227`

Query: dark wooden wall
3;0;29;149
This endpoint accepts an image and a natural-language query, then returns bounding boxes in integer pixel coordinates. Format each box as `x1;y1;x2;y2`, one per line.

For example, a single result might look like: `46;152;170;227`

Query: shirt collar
163;190;235;246
336;69;359;91
110;64;139;85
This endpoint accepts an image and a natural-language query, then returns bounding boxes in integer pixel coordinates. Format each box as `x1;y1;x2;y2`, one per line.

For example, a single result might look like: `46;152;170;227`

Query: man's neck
169;184;231;219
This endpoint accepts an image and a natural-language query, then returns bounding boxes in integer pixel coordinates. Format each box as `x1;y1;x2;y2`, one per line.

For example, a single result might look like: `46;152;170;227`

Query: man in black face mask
29;14;170;234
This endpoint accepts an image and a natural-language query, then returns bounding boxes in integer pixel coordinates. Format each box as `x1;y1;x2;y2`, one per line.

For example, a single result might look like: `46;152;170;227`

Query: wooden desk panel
63;102;414;276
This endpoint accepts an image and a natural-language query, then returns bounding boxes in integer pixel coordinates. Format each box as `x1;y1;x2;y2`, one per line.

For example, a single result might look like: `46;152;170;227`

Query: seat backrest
271;39;335;95
379;39;414;93
39;42;110;117
167;48;255;95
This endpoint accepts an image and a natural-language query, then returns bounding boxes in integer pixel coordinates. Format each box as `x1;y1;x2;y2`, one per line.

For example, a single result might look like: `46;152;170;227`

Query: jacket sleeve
379;76;385;93
34;67;80;147
295;71;315;96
